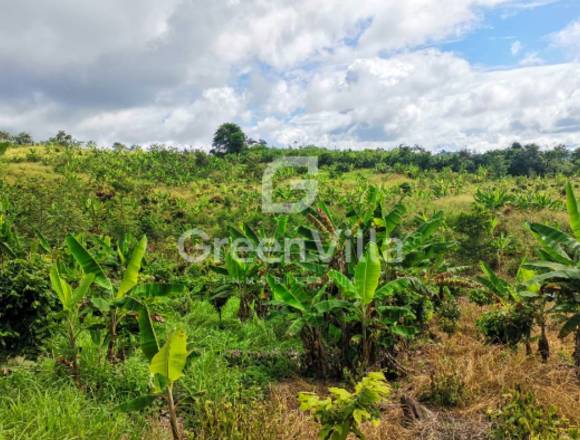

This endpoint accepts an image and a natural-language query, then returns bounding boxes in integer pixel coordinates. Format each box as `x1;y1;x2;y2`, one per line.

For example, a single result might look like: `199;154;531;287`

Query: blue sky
441;0;580;67
0;0;579;150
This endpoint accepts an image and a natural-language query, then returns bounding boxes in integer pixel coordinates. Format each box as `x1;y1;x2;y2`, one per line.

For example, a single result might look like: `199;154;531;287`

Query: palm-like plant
119;322;193;440
210;246;261;321
267;274;347;377
524;182;580;373
49;266;95;385
66;234;182;361
477;261;548;357
329;242;416;370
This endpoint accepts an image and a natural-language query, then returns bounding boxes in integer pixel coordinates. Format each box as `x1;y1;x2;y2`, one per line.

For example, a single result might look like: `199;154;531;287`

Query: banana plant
329;242;417;371
49;265;95;385
65;234;183;361
524;182;580;373
478;261;548;358
267;274;348;377
210;246;261;321
474;187;511;212
119;324;191;440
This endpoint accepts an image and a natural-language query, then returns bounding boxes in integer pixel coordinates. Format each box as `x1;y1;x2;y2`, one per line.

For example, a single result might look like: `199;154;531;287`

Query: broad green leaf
267;275;305;312
478;261;511;299
391;326;417;338
354;242;381;305
71;273;95;306
116;235;147;299
242;223;260;245
286;318;305;336
375;279;409;298
66;235;113;291
122;298;159;360
314;299;349;314
566;182;580;241
328;270;355;296
150;329;188;384
383;203;406;235
225;248;244;280
50;265;72;310
90;297;111;313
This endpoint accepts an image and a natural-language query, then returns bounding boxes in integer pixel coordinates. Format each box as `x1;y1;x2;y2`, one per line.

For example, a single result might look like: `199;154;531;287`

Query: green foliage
298;372;391;440
490;387;575;440
437;297;461;335
422;359;467;408
212;123;247;155
0;380;145;439
477;307;534;347
0;257;56;354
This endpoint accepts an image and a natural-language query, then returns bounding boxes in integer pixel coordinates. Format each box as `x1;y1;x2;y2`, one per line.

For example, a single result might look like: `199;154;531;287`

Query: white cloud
511;40;523;55
519;52;545;66
256;51;580;150
0;0;578;150
550;19;580;60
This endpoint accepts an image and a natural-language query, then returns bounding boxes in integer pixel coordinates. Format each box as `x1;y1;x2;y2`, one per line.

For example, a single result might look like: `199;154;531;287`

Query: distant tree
14;132;33;145
49;130;76;147
211;123;246;155
0;130;11;142
112;142;127;152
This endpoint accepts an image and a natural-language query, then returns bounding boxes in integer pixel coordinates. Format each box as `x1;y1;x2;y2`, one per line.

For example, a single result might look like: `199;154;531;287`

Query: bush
437;298;461;335
0;257;56;355
477;307;533;347
422;359;467;408
490;386;576;440
450;210;496;266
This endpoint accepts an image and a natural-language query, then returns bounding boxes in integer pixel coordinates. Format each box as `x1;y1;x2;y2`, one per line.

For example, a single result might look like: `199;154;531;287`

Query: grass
0;369;148;440
211;300;580;440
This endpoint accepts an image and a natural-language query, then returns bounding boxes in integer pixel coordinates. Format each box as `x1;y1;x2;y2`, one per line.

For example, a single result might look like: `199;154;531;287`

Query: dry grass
235;300;580;439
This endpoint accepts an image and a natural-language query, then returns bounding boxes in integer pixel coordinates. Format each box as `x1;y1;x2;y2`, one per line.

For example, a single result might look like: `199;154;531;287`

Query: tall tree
211;123;246;155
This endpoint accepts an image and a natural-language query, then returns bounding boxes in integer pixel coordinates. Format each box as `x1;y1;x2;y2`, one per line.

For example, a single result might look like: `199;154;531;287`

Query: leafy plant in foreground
525;182;580;373
49;266;95;385
298;372;391;440
490;386;575;440
119;324;192;440
66;234;182;362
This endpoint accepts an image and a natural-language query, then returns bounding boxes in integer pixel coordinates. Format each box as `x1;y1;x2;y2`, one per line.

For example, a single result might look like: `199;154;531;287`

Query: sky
0;0;579;151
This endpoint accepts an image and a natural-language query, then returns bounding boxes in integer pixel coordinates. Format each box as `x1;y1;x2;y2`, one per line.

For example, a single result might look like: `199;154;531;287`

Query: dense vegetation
0;139;579;439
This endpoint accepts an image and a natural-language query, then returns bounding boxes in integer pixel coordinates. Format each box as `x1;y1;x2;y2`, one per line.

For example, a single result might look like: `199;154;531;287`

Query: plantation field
1;144;579;439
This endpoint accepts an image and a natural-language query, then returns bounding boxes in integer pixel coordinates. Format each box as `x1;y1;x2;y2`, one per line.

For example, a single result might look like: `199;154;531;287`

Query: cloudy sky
1;0;579;151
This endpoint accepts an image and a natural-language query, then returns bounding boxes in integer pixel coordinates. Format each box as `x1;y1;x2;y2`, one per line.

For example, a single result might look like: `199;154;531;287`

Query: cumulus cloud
0;0;578;149
550;19;580;60
258;51;580;150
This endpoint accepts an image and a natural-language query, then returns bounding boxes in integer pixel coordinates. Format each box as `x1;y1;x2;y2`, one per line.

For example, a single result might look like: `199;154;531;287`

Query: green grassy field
1;144;579;439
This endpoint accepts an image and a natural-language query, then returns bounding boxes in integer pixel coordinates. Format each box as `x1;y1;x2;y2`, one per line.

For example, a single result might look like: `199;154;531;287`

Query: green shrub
437;299;461;335
423;364;467;408
468;288;494;306
298;372;391;440
477;307;533;347
0;257;56;355
490;387;576;440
